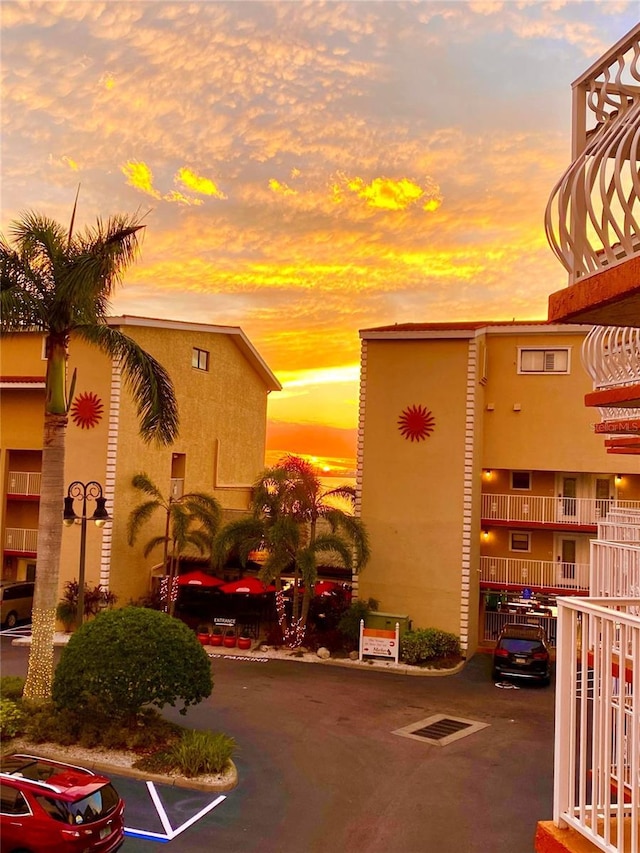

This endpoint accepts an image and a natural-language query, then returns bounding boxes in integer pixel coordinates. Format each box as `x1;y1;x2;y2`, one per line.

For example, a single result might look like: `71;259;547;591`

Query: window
192;348;209;371
510;532;531;552
511;471;531;491
518;348;569;374
0;785;30;816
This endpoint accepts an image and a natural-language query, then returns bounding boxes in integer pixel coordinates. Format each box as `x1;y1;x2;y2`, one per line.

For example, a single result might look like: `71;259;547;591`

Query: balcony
553;595;639;853
4;527;38;554
590;540;640;598
546;24;640;326
480;494;637;529
480;555;589;593
6;471;41;497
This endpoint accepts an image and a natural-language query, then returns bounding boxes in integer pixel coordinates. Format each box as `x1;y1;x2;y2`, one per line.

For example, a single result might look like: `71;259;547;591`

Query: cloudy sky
1;2;637;473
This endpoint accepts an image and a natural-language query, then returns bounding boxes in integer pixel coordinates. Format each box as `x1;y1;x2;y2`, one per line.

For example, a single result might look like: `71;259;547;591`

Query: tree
0;203;179;701
213;455;370;648
52;607;213;721
127;473;222;615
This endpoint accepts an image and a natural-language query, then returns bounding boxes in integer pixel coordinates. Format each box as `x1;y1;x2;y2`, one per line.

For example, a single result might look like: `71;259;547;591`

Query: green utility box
366;612;411;638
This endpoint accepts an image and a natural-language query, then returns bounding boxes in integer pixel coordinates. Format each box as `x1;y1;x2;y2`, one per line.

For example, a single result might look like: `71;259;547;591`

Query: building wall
358;336;481;650
0;322;277;608
358;324;640;657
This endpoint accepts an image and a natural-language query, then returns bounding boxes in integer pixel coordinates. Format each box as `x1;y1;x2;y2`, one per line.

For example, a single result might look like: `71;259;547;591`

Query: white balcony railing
554;596;639;853
480;556;589;591
6;471;41;496
545;25;640;286
480;494;639;526
4;528;38;553
591;540;640;598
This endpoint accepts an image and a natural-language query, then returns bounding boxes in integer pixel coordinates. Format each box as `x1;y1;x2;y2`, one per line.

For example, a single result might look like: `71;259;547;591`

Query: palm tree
127;473;222;615
213;455;369;648
0;204;179;700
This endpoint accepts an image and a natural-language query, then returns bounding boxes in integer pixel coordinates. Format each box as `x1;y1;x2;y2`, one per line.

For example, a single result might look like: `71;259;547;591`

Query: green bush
135;729;235;777
0;698;25;739
0;676;25;701
337;598;379;648
53;606;213;720
400;628;461;665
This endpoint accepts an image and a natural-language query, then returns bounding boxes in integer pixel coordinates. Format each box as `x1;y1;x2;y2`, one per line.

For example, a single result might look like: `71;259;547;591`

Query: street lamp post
63;481;110;628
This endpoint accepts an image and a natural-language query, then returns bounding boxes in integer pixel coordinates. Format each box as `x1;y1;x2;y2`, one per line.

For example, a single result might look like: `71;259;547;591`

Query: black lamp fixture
62;481;110;627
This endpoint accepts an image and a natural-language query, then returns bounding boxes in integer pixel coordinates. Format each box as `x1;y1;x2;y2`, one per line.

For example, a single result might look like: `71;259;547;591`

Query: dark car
0;753;125;853
492;623;551;685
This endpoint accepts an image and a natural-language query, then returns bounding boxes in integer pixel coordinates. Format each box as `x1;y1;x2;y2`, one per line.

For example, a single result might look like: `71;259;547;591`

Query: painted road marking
125;781;226;843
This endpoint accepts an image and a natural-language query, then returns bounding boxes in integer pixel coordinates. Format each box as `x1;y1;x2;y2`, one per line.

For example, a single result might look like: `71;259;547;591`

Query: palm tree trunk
23;412;67;701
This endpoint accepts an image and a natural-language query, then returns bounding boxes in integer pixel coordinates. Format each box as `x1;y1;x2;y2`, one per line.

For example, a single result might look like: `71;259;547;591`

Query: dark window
511;471;531;490
192;348;209;371
0;784;30;816
510;532;530;552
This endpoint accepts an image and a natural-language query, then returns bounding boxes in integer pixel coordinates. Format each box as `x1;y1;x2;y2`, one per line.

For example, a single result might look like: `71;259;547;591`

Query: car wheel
4;611;18;629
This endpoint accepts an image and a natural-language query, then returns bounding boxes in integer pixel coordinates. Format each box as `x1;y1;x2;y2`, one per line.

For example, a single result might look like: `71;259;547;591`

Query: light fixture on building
482;529;489;540
615;474;622;484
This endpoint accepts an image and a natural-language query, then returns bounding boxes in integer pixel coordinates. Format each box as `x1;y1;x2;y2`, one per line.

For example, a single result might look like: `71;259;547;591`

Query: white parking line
124;781;226;843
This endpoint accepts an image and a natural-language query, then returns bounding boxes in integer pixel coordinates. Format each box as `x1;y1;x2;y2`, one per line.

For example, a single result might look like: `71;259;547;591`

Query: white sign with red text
358;620;399;664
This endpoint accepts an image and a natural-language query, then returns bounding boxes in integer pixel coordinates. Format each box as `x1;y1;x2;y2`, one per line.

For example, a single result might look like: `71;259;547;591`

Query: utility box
366;612;411;638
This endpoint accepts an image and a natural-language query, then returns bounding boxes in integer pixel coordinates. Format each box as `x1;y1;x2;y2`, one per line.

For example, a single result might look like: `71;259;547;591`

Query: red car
0;753;124;853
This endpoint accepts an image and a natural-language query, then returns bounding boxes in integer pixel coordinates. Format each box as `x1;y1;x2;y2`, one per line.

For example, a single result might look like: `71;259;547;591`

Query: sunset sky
1;2;637;474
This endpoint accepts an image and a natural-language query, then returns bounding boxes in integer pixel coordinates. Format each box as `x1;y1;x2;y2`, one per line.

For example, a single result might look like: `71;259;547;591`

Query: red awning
177;570;225;588
219;577;276;595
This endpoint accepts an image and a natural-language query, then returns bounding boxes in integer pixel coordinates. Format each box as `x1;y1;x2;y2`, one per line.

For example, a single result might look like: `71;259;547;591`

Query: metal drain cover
393;714;489;746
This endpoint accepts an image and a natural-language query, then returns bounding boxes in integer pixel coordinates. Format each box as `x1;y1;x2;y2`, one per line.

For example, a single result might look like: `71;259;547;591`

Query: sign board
213;617;236;627
358;620;399;664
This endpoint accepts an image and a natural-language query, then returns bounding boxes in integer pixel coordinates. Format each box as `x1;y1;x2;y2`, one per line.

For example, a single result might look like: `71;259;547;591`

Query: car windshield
36;784;119;825
499;638;545;655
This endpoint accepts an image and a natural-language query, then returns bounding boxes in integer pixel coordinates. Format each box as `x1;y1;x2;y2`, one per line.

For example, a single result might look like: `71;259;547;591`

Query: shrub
400;628;461;665
0;676;25;701
0;698;25;739
135;729;235;777
337;598;379;649
53;606;213;720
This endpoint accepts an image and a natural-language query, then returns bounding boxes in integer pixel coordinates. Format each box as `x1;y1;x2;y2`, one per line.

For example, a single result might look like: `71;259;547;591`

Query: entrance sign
358;619;399;663
213;617;236;627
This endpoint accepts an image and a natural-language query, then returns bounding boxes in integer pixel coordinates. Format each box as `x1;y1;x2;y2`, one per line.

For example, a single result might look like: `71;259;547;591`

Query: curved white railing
545;31;640;284
582;326;640;390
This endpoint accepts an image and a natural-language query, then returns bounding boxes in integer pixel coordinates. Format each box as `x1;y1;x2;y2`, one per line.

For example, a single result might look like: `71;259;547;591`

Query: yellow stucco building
0;316;280;605
356;321;640;656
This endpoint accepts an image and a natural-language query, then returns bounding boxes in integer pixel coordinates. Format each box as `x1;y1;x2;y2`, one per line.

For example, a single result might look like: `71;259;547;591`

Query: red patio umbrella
314;580;342;596
219;577;276;595
177;570;225;588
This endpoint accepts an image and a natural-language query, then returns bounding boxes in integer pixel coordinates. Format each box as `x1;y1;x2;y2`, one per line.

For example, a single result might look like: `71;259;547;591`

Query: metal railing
554;596;639;853
545;25;640;286
483;610;557;647
6;471;41;496
480;555;589;591
4;528;38;553
480;494;639;526
590;540;640;598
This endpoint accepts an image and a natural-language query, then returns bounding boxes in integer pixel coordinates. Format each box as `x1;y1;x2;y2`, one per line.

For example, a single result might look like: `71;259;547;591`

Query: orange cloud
334;175;442;212
269;178;297;196
121;160;161;199
176;167;227;198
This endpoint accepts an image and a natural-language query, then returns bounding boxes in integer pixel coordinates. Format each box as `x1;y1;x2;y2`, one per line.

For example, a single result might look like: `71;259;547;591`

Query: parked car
0;580;35;629
492;623;551;685
0;753;125;853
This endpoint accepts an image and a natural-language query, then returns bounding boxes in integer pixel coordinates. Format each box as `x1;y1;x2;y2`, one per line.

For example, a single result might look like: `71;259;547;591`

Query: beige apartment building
356;321;640;656
0;316;280;605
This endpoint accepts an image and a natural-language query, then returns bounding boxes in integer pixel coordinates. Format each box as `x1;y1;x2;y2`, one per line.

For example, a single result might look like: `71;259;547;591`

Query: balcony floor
547;255;640;326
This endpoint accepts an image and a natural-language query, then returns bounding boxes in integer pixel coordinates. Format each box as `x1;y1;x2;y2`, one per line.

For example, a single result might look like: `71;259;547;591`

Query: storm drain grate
393;714;489;747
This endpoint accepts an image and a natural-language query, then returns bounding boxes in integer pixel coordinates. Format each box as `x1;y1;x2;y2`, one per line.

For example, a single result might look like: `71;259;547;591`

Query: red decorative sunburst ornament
70;392;104;429
397;404;435;442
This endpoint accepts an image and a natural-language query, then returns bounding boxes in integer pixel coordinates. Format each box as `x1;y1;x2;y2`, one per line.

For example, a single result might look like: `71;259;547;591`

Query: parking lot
2;632;554;852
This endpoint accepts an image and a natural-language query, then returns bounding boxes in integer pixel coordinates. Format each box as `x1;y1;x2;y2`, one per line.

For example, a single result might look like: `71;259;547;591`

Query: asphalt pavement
1;634;554;852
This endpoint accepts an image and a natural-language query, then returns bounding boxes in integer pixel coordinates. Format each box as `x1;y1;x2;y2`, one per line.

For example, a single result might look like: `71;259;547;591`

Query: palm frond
131;473;166;501
311;533;353;571
211;518;265;567
142;535;168;559
76;324;179;445
127;499;162;545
